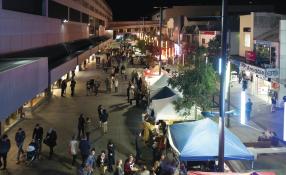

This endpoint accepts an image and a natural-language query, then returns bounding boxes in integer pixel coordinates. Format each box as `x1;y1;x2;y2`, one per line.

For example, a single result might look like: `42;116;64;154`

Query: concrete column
0;0;2;9
42;0;49;16
279;20;286;106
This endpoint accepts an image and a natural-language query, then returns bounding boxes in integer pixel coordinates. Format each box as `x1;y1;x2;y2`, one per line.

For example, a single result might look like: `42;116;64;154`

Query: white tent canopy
151;96;196;122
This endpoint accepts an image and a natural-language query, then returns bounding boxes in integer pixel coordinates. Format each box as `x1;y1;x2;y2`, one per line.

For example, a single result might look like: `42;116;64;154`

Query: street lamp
218;0;229;172
154;6;167;75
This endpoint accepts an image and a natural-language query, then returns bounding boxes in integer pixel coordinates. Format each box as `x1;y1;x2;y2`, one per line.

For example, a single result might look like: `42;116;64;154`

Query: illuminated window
245;33;251;47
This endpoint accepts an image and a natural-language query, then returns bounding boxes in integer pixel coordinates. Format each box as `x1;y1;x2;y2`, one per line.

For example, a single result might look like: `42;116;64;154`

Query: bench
247;147;286;160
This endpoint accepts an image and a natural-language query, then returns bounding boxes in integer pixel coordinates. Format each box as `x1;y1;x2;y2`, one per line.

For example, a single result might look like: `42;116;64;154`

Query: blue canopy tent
168;118;254;161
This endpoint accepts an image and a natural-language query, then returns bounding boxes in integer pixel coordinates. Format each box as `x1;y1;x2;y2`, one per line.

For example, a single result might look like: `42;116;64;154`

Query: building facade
0;0;113;133
0;0;112;54
238;12;286;105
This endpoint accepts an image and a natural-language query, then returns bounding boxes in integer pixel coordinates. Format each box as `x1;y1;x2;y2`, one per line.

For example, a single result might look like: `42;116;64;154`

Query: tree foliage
136;39;146;53
208;35;221;65
169;50;217;115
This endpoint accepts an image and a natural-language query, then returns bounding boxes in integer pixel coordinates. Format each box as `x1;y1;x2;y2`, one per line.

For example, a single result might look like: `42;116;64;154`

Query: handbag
43;137;49;145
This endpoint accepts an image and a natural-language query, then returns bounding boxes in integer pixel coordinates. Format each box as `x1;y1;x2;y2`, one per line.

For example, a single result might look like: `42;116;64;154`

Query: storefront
0;57;48;134
253;40;279;68
240;62;279;103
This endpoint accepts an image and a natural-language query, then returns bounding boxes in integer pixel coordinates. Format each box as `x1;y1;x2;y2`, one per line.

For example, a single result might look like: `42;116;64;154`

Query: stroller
26;140;38;166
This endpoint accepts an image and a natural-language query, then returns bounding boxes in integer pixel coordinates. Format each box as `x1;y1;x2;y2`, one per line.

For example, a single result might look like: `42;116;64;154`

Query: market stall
150;96;196;122
168;118;254;161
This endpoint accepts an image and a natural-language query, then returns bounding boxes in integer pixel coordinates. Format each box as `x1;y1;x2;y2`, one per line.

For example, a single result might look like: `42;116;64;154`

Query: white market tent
151;96;196;122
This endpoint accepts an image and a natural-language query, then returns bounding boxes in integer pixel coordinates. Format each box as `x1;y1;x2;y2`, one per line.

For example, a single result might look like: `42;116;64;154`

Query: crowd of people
0;124;58;170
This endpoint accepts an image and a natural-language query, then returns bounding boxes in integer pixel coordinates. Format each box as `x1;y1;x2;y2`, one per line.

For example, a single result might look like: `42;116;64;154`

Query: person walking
114;78;119;93
61;79;67;97
105;77;110;93
85;117;92;141
69;135;79;166
32;123;43;159
98;105;103;128
0;135;11;170
101;109;109;134
70;78;76;96
44;128;57;159
15;128;25;164
78;114;85;139
107;140;115;172
114;159;124;175
79;136;90;167
85;148;96;175
271;96;276;112
96;151;108;175
246;98;253;121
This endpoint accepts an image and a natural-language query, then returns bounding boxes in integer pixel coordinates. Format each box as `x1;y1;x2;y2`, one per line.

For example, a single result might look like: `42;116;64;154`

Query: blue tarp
168;118;254;161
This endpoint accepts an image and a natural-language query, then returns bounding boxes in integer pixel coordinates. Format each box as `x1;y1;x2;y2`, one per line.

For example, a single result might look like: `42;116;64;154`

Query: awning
168;118;254;161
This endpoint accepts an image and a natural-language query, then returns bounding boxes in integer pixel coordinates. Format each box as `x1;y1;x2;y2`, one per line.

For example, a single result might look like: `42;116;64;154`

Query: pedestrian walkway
222;82;286;174
2;61;147;175
228;82;284;140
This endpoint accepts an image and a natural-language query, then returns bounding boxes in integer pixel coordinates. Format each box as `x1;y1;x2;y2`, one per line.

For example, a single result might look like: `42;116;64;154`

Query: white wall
0;8;89;54
239;13;254;57
278;20;286;103
0;58;49;120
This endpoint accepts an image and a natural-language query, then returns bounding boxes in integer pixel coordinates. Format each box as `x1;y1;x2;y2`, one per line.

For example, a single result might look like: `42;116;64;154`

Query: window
202;38;206;44
48;0;68;20
2;0;42;15
82;13;89;24
244;33;251;48
69;8;81;22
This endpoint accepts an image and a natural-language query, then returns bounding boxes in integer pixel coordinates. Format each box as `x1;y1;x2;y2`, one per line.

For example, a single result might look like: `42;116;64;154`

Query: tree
208;35;221;66
169;52;217;117
136;39;147;54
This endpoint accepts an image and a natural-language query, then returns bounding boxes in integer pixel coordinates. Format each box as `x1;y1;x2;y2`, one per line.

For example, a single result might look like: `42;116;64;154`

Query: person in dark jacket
96;151;108;175
70;78;76;96
79;136;90;167
32;123;43;158
101;109;109;134
44;128;57;159
15;128;25;163
78;114;85;139
98;105;103;128
0;134;11;170
61;79;67;97
107;140;115;172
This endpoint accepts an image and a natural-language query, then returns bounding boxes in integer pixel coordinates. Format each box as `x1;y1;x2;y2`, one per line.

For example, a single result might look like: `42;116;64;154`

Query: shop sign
240;62;265;77
200;31;215;35
240;62;279;79
255;40;271;46
265;68;279;78
245;51;256;62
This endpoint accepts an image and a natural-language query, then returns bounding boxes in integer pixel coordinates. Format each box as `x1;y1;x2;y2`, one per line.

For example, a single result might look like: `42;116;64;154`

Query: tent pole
251;161;254;170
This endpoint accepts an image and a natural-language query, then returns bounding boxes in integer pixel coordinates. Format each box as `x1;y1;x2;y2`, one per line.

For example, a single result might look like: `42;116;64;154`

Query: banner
245;51;256;62
240;62;279;79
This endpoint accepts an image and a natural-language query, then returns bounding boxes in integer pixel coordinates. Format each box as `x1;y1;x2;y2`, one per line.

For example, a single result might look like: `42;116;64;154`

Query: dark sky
106;0;280;21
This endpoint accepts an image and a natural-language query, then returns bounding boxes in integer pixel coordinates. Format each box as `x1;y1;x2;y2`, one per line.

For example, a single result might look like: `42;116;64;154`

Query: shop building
0;0;113;132
0;58;48;133
237;12;286;105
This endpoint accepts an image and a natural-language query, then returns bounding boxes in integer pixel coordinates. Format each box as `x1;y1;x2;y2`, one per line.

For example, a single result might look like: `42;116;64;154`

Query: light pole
154;6;167;75
218;0;228;172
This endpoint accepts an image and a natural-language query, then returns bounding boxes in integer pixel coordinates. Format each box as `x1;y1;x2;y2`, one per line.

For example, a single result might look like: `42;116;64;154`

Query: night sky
106;0;280;21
